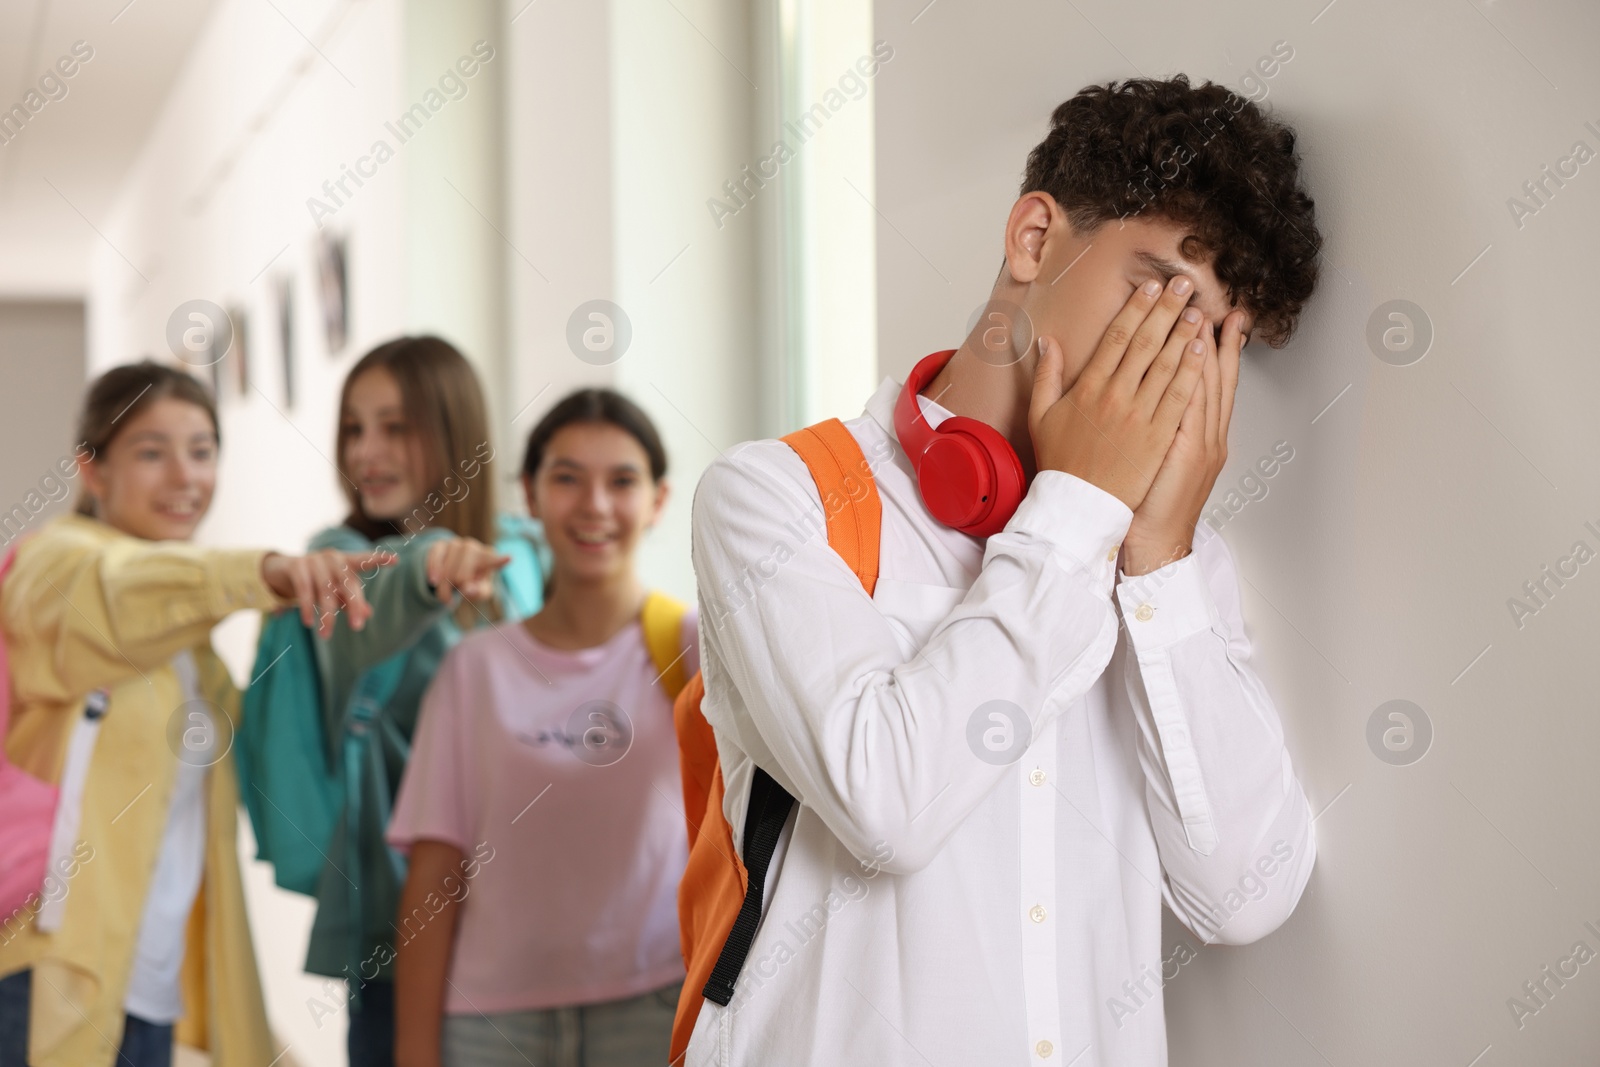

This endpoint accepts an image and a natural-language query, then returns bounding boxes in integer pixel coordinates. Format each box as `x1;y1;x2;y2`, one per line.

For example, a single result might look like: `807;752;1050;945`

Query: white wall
501;0;765;605
772;0;880;428
0;301;86;541
874;1;1600;1063
402;0;507;434
609;0;760;603
501;0;615;444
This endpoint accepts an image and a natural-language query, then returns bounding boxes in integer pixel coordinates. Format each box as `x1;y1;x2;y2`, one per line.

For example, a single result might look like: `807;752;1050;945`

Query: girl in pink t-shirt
388;389;696;1067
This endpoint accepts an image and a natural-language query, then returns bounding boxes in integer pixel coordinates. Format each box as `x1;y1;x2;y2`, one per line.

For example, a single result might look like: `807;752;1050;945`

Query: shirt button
1134;602;1155;622
1029;768;1046;786
1036;1039;1054;1058
1029;904;1047;923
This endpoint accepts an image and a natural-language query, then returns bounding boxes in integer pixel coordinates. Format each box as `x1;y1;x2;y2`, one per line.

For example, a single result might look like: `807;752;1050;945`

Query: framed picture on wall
194;312;223;398
317;231;348;356
276;275;295;409
226;304;249;396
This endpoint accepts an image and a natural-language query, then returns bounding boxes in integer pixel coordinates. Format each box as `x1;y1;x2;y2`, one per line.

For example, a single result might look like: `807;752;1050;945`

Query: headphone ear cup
916;416;1026;538
914;432;992;531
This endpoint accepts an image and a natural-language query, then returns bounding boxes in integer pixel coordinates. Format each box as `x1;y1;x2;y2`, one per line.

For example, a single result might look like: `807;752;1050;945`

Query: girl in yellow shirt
0;361;388;1067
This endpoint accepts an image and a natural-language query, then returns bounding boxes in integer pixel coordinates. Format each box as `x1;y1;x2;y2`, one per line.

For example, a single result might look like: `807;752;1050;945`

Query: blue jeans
347;977;395;1067
0;970;27;1067
116;1014;174;1067
0;969;173;1067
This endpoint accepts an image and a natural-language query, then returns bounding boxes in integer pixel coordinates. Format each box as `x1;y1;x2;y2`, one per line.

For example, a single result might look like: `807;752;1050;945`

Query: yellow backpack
641;590;691;700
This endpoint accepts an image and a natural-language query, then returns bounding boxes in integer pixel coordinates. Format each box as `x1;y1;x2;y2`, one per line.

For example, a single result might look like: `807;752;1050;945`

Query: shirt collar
864;371;958;483
863;372;956;441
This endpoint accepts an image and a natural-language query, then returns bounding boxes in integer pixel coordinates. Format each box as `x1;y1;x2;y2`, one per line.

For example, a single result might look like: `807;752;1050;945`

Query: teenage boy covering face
687;75;1322;1066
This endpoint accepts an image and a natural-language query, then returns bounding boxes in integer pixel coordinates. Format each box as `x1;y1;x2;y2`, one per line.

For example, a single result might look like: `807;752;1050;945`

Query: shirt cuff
395;527;456;611
1114;550;1214;651
211;549;290;616
1004;471;1133;592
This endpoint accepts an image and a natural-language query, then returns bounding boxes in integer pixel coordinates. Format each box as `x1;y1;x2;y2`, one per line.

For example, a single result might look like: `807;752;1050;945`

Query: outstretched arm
307;526;507;709
307;526;454;676
2;522;383;699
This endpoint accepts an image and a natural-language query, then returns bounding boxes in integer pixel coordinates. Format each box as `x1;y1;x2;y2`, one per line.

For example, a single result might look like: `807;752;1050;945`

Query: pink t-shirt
386;605;699;1013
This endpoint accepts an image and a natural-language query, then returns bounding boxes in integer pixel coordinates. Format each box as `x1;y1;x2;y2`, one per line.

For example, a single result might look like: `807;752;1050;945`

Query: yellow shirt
0;514;283;1067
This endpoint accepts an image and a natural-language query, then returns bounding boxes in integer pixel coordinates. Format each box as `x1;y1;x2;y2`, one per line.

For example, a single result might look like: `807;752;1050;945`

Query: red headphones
893;349;1025;538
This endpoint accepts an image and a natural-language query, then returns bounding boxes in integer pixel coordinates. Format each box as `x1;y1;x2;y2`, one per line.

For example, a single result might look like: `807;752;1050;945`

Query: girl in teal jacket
290;336;545;1067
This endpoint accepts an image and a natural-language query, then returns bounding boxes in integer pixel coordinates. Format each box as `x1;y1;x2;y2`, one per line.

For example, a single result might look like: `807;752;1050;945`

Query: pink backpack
0;544;59;923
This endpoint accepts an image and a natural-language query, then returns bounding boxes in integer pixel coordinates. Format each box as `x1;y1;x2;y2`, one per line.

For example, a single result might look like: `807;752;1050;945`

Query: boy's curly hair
1021;74;1321;348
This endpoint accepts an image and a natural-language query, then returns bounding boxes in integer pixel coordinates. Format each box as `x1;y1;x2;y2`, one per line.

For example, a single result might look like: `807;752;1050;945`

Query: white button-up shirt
686;375;1315;1066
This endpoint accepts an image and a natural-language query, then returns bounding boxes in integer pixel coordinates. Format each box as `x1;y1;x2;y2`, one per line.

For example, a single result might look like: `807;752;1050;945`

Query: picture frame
317;231;348;356
276;275;295;409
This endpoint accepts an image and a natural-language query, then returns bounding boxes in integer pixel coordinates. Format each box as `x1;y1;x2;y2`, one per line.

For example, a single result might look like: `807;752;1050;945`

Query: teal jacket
301;514;545;983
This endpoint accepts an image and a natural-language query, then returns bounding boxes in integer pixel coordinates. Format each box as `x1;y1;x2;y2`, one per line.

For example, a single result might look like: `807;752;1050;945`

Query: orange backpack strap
673;671;714;853
670;418;881;1063
782;418;881;596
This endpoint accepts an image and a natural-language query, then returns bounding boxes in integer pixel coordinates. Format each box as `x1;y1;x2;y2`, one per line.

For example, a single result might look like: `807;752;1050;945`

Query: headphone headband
892;349;953;461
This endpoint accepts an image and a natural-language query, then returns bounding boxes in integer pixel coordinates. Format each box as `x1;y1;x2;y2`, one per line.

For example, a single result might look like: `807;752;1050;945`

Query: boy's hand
1030;274;1208;512
1121;310;1247;576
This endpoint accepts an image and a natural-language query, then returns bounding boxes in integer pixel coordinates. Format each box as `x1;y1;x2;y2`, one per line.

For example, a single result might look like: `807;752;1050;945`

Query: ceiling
0;0;216;296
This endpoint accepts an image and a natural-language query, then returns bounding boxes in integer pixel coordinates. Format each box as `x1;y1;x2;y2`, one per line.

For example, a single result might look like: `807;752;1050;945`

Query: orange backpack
670;418;881;1062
